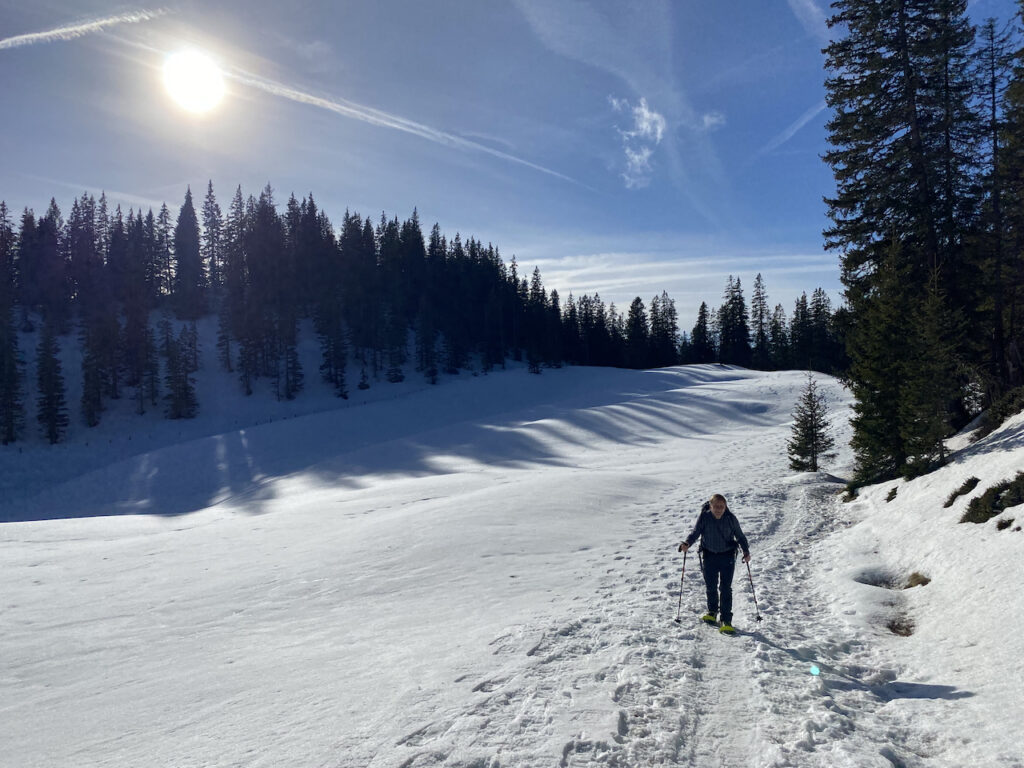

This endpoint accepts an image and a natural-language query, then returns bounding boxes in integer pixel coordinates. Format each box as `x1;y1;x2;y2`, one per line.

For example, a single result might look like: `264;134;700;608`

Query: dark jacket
684;501;750;555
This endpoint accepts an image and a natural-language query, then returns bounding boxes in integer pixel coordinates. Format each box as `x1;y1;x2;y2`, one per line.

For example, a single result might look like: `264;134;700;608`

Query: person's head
709;494;727;518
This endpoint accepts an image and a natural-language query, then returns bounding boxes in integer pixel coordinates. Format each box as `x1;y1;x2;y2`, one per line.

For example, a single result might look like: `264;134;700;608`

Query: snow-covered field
3;363;1022;767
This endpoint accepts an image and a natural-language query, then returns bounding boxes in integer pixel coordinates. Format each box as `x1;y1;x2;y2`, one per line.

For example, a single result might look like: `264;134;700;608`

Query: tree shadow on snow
0;365;780;523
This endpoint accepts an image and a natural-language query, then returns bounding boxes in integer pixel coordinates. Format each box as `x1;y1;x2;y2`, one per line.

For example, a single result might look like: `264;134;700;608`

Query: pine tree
848;238;912;485
164;329;198;419
717;276;751;366
690;302;715;364
899;271;961;475
0;202;24;443
825;0;982;480
202;181;224;293
155;203;174;299
768;304;790;370
414;296;438;384
788;374;835;472
36;321;68;444
173;187;205;319
750;273;771;369
790;293;812;370
625;296;649;369
997;4;1024;387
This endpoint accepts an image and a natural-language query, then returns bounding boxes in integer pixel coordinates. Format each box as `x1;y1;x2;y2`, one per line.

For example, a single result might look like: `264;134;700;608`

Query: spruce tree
202;181;224;293
750;273;771;369
788;374;835;472
690;302;715;364
717;277;751;366
36;321;68;444
164;329;198;419
1000;2;1024;381
899;271;961;475
825;0;982;480
0;202;23;444
155;203;174;298
625;296;649;369
173;187;205;318
768;304;790;370
848;238;912;485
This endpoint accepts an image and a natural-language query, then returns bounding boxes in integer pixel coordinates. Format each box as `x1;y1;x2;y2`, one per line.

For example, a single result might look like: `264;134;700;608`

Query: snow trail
8;366;1015;767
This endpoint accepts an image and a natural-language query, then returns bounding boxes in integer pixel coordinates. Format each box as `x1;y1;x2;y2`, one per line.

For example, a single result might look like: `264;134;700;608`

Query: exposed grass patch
905;572;931;588
996;518;1014;531
887;615;915;636
973;386;1024;441
943;477;980;508
960;472;1024;524
886;487;898;502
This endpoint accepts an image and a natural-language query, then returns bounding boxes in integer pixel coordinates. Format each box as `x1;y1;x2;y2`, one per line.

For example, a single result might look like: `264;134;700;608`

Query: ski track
380;411;938;767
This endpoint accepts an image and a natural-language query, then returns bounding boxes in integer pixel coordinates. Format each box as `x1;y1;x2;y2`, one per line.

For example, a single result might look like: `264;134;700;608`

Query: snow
2;357;1023;767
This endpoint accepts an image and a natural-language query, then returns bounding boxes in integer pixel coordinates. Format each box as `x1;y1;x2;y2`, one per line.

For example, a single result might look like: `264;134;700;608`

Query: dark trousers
702;549;737;624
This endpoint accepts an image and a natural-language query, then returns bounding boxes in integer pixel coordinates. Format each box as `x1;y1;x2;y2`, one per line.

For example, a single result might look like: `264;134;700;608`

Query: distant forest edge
825;1;1024;486
0;184;846;446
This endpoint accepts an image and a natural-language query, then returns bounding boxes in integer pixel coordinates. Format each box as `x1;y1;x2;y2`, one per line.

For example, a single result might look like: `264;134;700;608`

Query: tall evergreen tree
899;271;961;475
202;181;224;293
825;0;982;481
625;296;649;369
768;303;790;370
750;273;771;369
690;301;715;364
173;187;205;319
0;202;23;443
155;203;174;298
36;321;68;444
717;276;751;366
848;238;912;485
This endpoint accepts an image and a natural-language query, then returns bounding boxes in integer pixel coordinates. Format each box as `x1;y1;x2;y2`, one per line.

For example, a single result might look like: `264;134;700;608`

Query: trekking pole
745;560;763;622
673;550;688;623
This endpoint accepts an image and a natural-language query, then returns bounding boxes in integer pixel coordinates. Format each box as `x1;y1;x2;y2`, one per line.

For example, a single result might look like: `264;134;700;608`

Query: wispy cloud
611;96;667;189
228;70;582;187
758;101;826;156
786;0;829;43
0;9;167;51
700;112;726;131
513;0;730;226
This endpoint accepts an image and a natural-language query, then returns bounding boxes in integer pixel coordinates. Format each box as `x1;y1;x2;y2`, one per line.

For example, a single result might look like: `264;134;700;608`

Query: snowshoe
719;623;736;635
701;613;718;625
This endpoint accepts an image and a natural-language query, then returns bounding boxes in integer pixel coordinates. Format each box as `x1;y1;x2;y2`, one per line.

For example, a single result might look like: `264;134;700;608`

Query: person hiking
678;493;750;634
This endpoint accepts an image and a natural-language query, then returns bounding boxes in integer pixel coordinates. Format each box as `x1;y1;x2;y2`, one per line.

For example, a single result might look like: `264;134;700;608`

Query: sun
163;50;225;114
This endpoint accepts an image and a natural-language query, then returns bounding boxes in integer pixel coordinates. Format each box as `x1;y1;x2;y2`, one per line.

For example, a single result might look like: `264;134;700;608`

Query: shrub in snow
944;476;980;507
960;472;1024;524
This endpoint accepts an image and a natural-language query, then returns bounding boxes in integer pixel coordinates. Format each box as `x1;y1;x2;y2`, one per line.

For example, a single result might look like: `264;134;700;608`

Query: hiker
678;493;751;634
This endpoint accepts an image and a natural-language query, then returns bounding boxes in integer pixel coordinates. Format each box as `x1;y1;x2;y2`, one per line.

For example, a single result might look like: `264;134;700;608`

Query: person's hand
742;551;751;563
678;542;689;553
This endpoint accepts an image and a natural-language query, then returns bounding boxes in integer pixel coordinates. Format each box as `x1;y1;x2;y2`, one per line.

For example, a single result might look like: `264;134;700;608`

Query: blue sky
0;0;1018;329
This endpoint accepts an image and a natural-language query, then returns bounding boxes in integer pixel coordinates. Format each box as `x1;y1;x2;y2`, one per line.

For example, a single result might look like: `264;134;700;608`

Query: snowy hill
2;363;1023;767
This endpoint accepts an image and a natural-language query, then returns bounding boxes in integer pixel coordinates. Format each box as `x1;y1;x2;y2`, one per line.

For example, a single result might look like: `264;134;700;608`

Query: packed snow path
3;366;1002;767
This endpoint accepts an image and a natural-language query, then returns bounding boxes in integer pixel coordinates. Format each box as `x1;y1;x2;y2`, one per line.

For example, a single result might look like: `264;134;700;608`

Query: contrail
758;101;826;156
0;9;167;51
231;70;583;187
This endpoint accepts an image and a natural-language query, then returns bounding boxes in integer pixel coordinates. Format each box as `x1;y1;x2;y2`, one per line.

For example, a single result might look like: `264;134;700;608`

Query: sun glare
163;50;225;114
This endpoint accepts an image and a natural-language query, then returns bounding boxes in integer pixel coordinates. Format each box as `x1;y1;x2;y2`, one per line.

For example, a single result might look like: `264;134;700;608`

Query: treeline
0;182;844;445
824;0;1024;484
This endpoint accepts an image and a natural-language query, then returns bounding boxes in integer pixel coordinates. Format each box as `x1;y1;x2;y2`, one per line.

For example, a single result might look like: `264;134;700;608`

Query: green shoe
719;623;736;634
701;613;718;624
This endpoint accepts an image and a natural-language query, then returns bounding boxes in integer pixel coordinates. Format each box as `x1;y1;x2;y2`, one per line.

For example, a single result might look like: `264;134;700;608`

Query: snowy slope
2;364;1022;767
